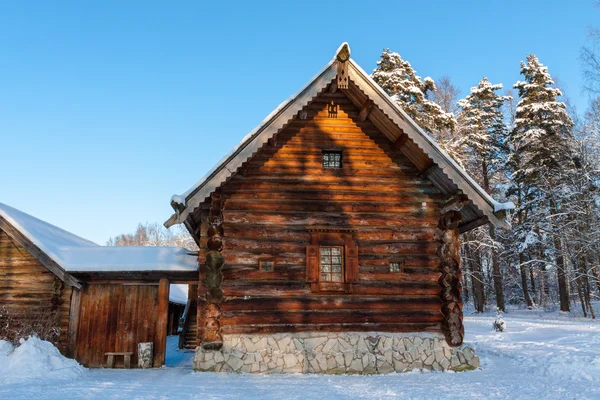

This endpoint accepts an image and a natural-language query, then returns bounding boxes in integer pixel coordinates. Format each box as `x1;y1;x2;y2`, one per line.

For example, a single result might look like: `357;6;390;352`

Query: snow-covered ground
1;310;598;400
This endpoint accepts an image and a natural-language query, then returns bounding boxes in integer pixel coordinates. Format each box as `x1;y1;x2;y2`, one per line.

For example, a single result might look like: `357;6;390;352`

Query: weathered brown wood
222;322;441;335
66;288;81;357
0;228;74;354
437;199;466;346
201;192;225;350
188;89;445;337
154;278;169;367
0;217;81;289
74;283;163;368
358;100;373;121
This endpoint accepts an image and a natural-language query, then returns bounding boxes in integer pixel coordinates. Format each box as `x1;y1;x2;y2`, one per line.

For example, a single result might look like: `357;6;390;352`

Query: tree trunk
519;252;533;308
471;246;485;313
489;225;505;311
554;235;570;312
529;265;536;294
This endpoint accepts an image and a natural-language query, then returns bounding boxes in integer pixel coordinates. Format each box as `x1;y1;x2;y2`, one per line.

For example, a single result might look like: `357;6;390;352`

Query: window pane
321;248;331;255
332;273;342;282
331;256;342;264
322;151;342;168
321;273;330;281
321;264;331;272
331;248;341;255
332;265;341;272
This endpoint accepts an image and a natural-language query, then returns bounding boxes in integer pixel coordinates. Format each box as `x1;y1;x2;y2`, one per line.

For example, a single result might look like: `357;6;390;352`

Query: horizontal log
244;166;421;176
225;190;440;203
221;224;437;242
221;310;442;326
223;182;438;195
223;211;438;228
260;145;407;157
222;322;442;335
222;295;441;312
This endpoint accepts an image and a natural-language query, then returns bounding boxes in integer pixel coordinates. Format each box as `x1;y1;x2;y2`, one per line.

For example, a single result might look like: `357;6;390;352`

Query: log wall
194;89;444;339
0;228;72;352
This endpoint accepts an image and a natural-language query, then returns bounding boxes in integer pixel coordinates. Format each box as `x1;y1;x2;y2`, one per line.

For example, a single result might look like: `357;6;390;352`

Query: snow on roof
60;246;198;273
169;284;189;304
0;202;198;279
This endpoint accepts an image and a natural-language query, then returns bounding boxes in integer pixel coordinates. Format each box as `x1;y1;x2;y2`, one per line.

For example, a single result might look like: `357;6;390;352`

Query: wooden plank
66;289;81;358
154;278;169;367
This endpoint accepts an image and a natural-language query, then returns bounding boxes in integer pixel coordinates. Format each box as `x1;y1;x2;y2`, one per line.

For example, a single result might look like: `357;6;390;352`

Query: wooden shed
165;43;513;373
0;202;198;368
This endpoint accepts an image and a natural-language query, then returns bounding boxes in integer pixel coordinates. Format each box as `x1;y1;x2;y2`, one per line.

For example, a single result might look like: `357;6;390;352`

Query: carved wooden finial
335;42;351;62
335;42;351;90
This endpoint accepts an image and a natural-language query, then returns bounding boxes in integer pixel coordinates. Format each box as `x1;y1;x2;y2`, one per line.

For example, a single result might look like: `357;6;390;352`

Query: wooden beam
184;217;200;247
458;216;490;233
329;81;337;94
358;100;373;121
154;277;170;367
0;216;81;289
70;270;198;282
393;133;409;149
418;162;437;178
441;193;469;214
66;288;81;358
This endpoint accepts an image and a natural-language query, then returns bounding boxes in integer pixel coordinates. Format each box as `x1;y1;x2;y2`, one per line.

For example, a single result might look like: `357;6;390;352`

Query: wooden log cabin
164;43;513;373
0;202;198;368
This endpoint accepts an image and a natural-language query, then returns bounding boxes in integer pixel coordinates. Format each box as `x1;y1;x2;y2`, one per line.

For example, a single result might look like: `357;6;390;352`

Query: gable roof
165;43;513;232
0;202;198;292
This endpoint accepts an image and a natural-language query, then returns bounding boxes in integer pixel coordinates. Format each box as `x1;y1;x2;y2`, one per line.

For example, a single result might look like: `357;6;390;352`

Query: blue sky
1;1;598;244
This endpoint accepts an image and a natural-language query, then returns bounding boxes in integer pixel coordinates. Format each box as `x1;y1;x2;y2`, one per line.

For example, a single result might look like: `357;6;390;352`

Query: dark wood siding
74;282;167;368
0;228;72;353
194;89;443;338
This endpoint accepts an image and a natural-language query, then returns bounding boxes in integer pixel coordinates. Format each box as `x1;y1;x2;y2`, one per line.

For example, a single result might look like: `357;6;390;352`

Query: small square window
259;260;274;272
323;151;342;168
390;260;405;273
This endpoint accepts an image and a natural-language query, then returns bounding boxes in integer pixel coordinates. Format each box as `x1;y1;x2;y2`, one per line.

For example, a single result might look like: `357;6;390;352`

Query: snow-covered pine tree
372;49;455;140
510;54;578;312
457;77;511;312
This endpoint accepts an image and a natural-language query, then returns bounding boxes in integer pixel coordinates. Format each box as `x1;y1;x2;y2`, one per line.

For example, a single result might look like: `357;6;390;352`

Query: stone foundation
194;332;480;374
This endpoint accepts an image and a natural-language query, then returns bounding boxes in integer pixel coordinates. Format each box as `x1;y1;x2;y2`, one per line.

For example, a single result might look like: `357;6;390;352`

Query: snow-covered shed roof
0;202;198;292
165;43;513;232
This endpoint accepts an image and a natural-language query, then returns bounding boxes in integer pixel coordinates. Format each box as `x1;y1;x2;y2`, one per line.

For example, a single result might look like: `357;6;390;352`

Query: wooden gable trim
165;63;338;228
165;45;512;232
0;216;82;289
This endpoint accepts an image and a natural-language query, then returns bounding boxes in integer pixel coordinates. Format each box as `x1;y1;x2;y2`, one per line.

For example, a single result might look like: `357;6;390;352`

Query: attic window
390;260;405;273
259;259;275;272
322;151;342;168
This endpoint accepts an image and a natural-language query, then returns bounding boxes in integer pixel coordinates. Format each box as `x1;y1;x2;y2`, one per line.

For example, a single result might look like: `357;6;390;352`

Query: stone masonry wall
194;332;480;374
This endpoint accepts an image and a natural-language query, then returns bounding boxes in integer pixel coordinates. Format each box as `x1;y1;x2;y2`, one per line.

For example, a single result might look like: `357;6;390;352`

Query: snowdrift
0;337;86;384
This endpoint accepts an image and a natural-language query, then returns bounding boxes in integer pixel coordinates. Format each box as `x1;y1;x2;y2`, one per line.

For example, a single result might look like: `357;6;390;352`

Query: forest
369;31;600;317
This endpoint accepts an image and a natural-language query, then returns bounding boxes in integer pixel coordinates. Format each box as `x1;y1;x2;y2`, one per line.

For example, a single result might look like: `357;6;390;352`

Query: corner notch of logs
438;193;469;347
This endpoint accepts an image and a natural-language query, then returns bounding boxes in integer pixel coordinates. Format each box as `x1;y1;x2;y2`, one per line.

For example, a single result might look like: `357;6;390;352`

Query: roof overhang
165;43;513;232
0;215;82;289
